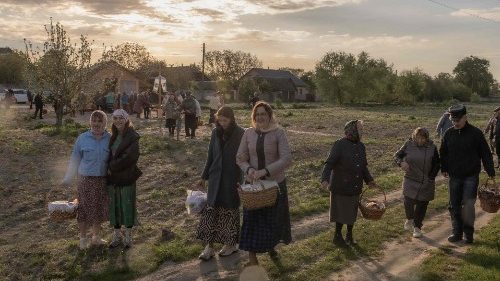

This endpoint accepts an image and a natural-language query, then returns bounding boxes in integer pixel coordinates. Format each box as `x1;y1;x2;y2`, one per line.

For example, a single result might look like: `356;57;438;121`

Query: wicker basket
238;182;278;210
359;188;387;220
49;208;77;222
478;178;499;213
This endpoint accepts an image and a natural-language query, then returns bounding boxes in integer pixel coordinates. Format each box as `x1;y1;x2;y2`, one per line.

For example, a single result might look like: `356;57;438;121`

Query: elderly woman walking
196;106;245;261
321;120;377;247
107;109;142;248
394;127;440;238
236;101;293;265
63;110;110;250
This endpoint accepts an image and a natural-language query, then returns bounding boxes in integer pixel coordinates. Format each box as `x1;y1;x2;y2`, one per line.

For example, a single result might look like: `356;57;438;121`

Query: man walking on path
440;104;495;244
436;111;453;140
33;92;44;119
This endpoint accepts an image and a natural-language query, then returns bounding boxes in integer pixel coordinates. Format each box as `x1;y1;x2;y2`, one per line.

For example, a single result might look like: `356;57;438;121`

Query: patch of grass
11;139;38;155
153;237;204;263
418;215;500;281
32;121;88;142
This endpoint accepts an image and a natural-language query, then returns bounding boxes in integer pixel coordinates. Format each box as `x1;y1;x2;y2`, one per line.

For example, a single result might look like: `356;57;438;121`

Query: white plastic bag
185;190;207;215
48;200;78;215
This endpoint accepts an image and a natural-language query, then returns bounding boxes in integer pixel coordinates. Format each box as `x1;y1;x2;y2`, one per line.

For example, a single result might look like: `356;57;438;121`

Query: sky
1;0;500;79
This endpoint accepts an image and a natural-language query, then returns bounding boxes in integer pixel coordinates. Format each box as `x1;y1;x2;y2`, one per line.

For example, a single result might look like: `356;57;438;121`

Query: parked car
0;89;29;103
12;89;29;103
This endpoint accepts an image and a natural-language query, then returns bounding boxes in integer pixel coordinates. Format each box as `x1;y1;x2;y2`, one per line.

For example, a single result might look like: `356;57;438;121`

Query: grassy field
0;102;498;280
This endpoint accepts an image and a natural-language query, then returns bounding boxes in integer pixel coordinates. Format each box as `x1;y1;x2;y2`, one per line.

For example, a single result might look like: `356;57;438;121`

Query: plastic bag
185;190;207;215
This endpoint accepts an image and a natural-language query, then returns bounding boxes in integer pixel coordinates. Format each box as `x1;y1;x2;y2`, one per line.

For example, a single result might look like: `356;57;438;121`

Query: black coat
321;138;374;196
202;125;245;209
34;94;44;107
440;122;495;178
108;129;142;186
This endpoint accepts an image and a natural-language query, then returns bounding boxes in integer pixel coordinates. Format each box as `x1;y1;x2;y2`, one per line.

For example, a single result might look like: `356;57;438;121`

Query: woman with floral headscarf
320;120;377;247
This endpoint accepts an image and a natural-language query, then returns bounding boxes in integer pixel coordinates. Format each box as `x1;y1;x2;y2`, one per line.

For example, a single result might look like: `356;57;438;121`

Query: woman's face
217;116;231;130
113;116;127;132
415;135;427;146
90;117;105;135
255;106;270;129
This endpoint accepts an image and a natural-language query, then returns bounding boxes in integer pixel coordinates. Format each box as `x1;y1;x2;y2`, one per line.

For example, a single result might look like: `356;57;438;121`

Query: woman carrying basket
394;128;440;238
321;120;377;247
62;110;110;250
236;101;293;266
195;106;245;261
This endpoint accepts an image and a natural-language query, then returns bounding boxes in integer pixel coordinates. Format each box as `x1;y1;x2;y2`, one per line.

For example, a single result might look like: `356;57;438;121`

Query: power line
426;0;500;24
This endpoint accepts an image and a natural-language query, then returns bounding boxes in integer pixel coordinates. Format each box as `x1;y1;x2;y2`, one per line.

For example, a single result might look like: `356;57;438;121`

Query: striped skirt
76;176;109;224
196;206;240;246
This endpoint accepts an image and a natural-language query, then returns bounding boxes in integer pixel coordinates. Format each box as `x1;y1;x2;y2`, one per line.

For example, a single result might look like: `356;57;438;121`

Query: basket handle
480;177;497;191
359;184;386;204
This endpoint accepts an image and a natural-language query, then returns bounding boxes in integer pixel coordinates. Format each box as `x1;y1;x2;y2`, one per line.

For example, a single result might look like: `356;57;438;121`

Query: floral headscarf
344;120;361;142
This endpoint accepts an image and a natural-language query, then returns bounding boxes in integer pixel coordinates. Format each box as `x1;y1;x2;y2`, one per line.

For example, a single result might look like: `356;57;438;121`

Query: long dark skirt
76;176;109;225
196;206;240;246
239;180;292;253
330;193;359;225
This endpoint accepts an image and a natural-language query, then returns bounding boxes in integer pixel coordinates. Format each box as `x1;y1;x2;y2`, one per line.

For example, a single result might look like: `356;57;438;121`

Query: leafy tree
101;42;152;72
453;55;494;97
24;18;92;126
0;49;26;86
204;49;262;88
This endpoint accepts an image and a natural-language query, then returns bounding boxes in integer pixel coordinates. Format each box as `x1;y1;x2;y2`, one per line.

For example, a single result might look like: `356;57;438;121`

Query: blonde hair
251;101;276;128
412;127;429;142
90;110;107;124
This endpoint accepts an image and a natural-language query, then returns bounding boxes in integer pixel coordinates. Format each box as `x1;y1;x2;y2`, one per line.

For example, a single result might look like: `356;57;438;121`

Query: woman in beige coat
236;101;292;266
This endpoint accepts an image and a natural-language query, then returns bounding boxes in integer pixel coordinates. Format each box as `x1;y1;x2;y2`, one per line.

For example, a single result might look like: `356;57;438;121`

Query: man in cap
440;104;495;244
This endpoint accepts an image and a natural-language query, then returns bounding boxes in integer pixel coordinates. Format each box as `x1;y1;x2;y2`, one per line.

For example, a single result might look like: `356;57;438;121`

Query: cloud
211;27;311;42
451;7;500;21
246;0;362;13
318;31;429;50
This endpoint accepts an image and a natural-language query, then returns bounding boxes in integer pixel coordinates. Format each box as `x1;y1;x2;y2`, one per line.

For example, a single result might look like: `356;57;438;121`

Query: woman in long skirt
236;102;293;265
321;120;377;247
196;106;245;260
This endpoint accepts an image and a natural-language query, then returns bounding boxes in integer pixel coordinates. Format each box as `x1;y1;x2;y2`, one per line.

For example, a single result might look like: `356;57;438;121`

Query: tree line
0;19;497;124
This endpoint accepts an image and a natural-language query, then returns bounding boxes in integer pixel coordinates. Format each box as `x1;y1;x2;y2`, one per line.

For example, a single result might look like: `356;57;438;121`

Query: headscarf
344;120;361;142
112;109;129;121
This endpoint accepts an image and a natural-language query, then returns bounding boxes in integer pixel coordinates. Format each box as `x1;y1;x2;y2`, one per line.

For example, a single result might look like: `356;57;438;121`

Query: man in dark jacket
33;92;44;119
440;104;495;244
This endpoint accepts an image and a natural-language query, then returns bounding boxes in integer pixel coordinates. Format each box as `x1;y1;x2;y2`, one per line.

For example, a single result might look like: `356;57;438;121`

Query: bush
470;92;481;102
275;98;284;109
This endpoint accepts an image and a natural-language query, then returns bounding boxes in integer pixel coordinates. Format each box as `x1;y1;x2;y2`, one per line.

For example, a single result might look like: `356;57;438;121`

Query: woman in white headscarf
107;109;142;248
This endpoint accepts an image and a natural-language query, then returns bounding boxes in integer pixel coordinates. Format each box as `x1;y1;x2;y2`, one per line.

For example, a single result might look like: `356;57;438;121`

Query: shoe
447;234;463;243
333;235;348;248
219;245;238;257
413;227;423;238
465;235;474;244
91;235;107;246
79;237;90;250
345;234;357;246
123;228;132;248
404;219;414;231
109;230;122;248
268;249;279;261
198;245;215;261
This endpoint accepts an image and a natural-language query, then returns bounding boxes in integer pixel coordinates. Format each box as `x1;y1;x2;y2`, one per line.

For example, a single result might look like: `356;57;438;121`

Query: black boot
333;223;347;248
447;233;463;243
345;225;357;246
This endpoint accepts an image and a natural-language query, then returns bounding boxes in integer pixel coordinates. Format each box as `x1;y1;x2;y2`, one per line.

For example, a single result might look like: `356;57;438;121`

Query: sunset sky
1;0;500;78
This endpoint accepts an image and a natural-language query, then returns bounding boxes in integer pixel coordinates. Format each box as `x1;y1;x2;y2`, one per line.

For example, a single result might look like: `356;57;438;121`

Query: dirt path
136;178;448;281
328;205;497;281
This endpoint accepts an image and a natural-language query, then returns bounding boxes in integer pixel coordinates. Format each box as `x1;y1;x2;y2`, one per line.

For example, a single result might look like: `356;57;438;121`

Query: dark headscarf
344;120;360;142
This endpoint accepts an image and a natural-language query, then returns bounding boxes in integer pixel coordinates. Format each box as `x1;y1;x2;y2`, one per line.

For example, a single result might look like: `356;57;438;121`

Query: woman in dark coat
321;120;377;247
394;127;440;238
107;109;142;248
196;106;245;261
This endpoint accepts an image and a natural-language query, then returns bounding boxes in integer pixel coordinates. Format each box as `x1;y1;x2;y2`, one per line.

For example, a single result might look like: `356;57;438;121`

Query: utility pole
202;43;206;81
